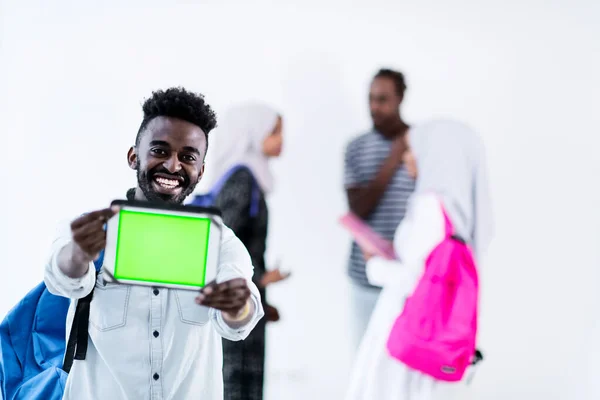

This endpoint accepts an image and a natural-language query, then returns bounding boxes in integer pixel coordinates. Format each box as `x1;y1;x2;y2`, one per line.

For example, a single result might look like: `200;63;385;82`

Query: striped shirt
344;130;416;287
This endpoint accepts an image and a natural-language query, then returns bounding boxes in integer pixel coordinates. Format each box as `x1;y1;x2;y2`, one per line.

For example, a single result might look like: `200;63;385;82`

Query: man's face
369;77;402;129
128;116;207;204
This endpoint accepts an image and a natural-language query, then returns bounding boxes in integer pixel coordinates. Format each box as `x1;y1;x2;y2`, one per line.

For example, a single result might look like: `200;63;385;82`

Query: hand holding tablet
195;278;251;316
69;206;120;265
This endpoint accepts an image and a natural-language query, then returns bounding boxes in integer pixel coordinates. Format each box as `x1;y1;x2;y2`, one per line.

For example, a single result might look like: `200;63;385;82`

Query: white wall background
1;0;599;399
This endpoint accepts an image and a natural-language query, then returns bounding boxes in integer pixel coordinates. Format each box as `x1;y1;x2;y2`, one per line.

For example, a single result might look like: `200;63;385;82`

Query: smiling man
44;87;264;400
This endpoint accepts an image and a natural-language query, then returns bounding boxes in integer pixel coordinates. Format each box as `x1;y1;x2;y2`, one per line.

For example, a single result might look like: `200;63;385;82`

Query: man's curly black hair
374;68;407;97
135;87;218;150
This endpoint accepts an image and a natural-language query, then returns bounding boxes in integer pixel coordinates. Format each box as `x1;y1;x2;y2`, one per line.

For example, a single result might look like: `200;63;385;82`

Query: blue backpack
190;164;260;217
0;254;103;400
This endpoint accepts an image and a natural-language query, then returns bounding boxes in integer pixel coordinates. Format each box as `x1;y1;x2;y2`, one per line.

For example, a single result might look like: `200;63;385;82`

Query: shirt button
153;288;159;296
153;330;159;338
153;373;159;380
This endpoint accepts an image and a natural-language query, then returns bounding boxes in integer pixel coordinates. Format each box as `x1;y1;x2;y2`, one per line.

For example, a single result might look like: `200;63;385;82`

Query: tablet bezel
102;200;222;291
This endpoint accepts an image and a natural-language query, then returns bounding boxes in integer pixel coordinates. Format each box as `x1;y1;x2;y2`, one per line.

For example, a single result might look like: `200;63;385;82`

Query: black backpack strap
62;270;98;373
471;348;484;365
450;234;467;244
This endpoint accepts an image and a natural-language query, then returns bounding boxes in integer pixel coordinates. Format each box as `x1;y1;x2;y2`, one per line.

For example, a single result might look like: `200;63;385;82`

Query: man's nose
164;155;182;173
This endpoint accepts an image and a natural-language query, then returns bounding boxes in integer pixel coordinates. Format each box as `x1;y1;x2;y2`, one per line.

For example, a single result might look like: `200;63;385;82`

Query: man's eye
182;155;196;162
151;148;167;156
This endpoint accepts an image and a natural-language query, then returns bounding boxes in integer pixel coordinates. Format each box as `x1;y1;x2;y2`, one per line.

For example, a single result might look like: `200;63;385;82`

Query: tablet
102;200;223;290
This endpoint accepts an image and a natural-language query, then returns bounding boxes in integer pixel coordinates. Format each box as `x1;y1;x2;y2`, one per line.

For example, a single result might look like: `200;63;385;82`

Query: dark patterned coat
216;168;268;400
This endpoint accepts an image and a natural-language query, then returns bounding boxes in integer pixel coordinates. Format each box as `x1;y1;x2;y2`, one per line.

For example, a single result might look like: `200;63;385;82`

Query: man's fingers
72;220;105;242
87;238;107;257
71;207;119;230
198;298;247;313
72;221;105;256
77;230;106;250
195;295;244;307
74;234;106;262
215;278;246;292
200;287;250;303
200;280;217;295
201;278;246;295
195;278;250;312
71;206;119;258
196;287;250;309
199;297;245;309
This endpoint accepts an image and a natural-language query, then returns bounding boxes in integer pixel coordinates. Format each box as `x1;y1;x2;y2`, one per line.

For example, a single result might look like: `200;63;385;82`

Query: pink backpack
386;203;480;382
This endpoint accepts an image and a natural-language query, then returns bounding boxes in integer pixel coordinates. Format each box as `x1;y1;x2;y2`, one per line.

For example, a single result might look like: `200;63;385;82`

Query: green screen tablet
102;201;222;290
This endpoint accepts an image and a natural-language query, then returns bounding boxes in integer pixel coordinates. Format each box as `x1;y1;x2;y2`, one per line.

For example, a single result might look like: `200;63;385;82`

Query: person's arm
45;235;96;300
45;208;119;299
200;226;264;340
221;297;256;329
345;135;407;219
346;156;401;219
366;258;406;287
366;194;445;291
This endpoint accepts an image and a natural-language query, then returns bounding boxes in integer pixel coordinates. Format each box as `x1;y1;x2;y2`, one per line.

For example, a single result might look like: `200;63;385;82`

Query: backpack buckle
465;349;484;385
450;234;466;244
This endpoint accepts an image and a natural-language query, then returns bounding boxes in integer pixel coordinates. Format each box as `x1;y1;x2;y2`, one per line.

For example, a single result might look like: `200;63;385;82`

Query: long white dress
345;193;473;400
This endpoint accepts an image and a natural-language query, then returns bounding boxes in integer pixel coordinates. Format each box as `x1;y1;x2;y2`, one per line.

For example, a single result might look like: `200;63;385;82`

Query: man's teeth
155;177;179;188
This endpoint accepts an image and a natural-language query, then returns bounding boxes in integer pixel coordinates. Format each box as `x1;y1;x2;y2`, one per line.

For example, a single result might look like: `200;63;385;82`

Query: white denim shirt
44;219;264;400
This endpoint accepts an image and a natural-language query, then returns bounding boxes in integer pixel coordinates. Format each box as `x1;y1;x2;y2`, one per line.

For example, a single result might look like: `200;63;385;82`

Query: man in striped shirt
344;68;416;350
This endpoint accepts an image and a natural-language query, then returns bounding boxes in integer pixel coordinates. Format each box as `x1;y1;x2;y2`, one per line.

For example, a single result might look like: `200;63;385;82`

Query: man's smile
151;172;185;195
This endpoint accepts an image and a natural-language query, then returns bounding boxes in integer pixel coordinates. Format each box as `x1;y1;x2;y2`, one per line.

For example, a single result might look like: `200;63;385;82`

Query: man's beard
373;116;403;138
136;167;198;205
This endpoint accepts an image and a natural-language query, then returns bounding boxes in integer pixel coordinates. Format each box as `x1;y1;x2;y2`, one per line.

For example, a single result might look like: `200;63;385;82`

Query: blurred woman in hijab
201;102;290;400
346;119;494;400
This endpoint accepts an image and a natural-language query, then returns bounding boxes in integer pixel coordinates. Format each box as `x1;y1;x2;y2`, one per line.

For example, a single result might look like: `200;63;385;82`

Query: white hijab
198;102;280;194
409;119;494;259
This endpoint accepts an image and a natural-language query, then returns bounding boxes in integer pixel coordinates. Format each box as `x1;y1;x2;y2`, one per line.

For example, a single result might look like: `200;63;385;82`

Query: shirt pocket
175;289;209;325
89;280;131;332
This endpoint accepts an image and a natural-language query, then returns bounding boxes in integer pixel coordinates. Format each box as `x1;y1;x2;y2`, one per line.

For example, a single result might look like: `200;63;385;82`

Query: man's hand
361;247;375;262
403;149;417;179
195;278;251;318
346;132;409;219
70;207;120;264
58;206;119;278
389;133;409;166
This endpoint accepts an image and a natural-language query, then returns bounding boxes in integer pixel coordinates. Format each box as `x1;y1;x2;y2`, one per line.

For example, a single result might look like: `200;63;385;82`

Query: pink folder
339;212;397;260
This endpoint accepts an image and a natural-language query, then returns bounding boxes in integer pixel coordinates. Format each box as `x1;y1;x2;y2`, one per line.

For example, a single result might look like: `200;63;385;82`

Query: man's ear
127;146;137;170
397;91;405;105
196;162;206;184
195;162;205;184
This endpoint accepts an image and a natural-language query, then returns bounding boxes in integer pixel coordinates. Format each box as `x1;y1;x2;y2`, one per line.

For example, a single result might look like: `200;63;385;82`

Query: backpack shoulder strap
62;252;104;373
62;270;97;373
438;200;469;244
439;202;454;238
248;176;261;218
